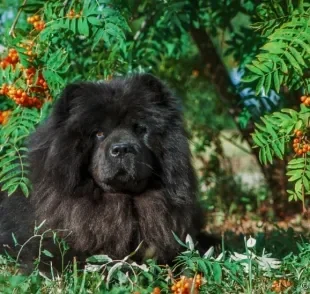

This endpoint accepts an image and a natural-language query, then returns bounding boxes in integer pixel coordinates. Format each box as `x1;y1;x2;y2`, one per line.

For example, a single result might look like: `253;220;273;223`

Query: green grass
1;228;310;293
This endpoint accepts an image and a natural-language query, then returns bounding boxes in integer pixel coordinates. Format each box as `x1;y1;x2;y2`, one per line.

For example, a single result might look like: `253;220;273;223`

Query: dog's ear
137;73;165;92
52;83;83;122
134;73;173;105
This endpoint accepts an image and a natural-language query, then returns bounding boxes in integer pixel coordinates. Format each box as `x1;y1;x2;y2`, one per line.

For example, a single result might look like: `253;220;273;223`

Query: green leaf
7;184;19;196
255;123;267;132
261;42;285;54
19;182;30;197
288;158;305;165
287;164;305;169
288;171;303;182
280;136;286;154
303;176;310;192
212;263;222;283
295;179;302;192
0;170;22;184
0;163;20;177
255;76;265;95
273;70;280;93
264;73;272;94
252;133;265;147
289;46;305;66
78;17;90;36
88;16;102;26
107;262;123;286
42;249;54;258
259;148;267;165
197;260;209;276
288;194;295;202
70;18;77;34
246;64;264;75
252;60;272;73
294;39;310;55
86;255;112;263
279;58;288;74
271;141;283;159
241;75;260;83
0;156;18;169
265;145;273;164
1;178;21;191
283;51;303;74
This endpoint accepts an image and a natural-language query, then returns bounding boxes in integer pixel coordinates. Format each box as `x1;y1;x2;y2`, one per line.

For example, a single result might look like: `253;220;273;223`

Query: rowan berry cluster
0;84;42;108
0;110;12;125
300;95;310;106
151;287;161;294
271;279;292;293
292;129;309;155
171;275;202;294
26;67;48;90
67;9;82;19
0;49;19;69
27;15;45;31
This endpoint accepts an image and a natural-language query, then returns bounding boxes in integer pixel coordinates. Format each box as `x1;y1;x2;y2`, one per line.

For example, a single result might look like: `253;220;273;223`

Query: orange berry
296;130;303;137
301;95;307;102
9;89;16;95
34;15;40;21
11;56;18;63
298;149;303;155
6;56;12;63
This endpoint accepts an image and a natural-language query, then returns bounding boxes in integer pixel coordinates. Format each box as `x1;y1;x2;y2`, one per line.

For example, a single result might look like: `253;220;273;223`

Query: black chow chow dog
0;74;208;268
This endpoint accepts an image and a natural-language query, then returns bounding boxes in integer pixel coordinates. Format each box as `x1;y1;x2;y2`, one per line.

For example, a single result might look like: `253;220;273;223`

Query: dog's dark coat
0;74;206;268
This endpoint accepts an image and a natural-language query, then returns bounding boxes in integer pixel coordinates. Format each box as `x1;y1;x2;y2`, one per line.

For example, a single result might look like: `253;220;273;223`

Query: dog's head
29;74;194;197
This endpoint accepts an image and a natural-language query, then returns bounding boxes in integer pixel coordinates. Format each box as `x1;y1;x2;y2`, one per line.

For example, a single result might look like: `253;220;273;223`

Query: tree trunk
190;27;301;217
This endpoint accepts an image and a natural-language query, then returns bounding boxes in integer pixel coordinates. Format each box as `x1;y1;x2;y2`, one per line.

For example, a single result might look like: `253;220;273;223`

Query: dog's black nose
110;143;137;157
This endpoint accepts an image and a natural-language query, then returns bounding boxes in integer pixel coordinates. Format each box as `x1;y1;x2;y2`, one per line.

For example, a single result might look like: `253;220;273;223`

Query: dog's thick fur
0;74;205;267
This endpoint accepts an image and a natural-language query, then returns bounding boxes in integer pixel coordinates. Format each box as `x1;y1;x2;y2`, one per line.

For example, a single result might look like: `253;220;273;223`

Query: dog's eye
134;124;147;135
96;131;105;139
